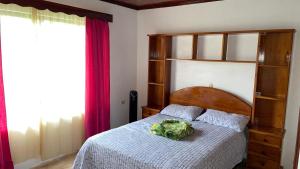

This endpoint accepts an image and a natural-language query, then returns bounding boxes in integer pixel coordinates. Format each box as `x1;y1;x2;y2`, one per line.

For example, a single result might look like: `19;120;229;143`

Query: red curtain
0;38;14;169
85;17;110;139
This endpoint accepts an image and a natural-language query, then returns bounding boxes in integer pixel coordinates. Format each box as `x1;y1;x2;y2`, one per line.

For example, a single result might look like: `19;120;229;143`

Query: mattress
73;114;246;169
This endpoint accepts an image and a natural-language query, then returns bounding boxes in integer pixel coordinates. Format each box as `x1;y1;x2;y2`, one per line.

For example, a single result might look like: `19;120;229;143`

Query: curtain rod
0;0;113;22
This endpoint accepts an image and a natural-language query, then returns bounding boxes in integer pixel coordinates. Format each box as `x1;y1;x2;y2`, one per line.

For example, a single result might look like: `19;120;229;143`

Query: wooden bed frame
169;86;252;117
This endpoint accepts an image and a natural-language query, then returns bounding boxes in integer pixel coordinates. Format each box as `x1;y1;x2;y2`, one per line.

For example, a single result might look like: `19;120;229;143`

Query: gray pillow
196;109;250;132
160;104;204;121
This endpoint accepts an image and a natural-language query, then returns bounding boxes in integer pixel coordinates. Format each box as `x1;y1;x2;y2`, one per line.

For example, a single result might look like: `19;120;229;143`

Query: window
0;6;85;163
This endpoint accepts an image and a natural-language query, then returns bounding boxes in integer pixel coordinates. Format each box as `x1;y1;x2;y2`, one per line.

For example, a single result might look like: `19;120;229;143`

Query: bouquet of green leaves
150;119;194;140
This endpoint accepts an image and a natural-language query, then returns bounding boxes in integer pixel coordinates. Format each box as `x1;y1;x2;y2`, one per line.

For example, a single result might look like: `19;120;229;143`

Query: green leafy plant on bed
150;119;194;140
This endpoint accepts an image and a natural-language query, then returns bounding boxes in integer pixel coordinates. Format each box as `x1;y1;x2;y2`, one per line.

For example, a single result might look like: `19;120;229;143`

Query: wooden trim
294;108;300;169
102;0;221;10
192;35;198;60
148;29;296;36
138;0;221;10
101;0;139;10
0;0;113;22
221;33;228;61
166;58;257;64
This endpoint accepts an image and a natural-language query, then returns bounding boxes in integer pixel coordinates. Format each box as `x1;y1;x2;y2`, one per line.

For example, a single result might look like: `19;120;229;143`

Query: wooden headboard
169;86;252;117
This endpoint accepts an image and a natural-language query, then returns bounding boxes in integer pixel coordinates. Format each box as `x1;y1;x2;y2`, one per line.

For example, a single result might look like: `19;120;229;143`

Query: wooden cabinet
247;153;281;169
248;140;281;161
142;106;160;118
248;131;282;148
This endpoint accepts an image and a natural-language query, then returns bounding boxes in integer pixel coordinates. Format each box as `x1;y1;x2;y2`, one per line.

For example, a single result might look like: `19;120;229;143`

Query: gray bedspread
73;114;246;169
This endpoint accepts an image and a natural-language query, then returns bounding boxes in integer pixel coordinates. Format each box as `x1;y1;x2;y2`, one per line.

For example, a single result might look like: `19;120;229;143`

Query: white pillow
160;104;204;121
196;109;250;132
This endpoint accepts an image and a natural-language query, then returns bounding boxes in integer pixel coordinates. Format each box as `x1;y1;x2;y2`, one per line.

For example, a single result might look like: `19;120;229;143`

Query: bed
73;87;252;169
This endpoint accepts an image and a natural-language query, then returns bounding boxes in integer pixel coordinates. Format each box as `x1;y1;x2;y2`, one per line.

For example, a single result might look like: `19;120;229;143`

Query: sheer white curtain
0;4;85;164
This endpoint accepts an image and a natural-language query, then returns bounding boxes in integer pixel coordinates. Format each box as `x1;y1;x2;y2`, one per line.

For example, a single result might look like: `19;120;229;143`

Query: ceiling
101;0;221;10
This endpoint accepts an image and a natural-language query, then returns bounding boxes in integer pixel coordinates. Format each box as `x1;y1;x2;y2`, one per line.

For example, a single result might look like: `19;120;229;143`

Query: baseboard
14;152;77;169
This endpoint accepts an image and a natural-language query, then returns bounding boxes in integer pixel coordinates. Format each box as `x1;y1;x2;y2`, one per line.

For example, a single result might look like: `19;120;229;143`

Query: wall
298;154;300;169
170;61;256;103
137;0;300;168
9;0;300;168
48;0;138;129
13;1;137;168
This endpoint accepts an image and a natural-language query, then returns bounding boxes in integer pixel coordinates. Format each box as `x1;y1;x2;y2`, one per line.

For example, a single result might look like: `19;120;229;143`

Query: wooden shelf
226;60;257;63
166;58;256;63
149;61;164;84
148;82;164;86
256;65;289;102
258;64;288;68
255;95;285;101
149;59;164;62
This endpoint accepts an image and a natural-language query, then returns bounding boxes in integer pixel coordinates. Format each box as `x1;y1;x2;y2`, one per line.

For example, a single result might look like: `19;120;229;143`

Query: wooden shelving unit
247;31;294;169
166;32;260;63
143;29;295;169
142;35;172;118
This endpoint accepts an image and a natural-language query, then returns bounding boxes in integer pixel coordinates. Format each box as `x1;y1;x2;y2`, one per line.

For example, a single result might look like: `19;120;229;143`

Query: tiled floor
34;154;75;169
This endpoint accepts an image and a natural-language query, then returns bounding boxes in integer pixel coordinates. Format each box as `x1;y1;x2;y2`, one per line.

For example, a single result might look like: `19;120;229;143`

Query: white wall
170;61;256;103
11;0;300;168
298;154;300;169
13;1;137;168
48;0;138;129
137;0;300;168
